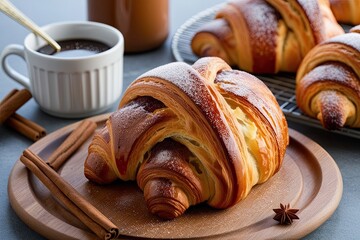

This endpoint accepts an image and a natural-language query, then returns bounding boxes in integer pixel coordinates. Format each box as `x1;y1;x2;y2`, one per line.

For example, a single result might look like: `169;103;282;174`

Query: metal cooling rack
171;4;360;139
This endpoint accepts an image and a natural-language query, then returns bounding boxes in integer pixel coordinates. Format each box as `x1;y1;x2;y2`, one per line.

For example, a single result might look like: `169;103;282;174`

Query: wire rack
171;4;360;139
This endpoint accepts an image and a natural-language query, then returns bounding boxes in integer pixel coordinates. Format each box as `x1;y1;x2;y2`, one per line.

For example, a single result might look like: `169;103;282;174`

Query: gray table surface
0;0;359;239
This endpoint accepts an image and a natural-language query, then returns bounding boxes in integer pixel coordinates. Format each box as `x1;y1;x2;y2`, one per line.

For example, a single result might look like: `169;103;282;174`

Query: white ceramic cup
0;21;124;118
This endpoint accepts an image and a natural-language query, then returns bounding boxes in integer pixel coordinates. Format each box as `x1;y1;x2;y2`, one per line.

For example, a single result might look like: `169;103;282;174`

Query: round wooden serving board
8;113;343;239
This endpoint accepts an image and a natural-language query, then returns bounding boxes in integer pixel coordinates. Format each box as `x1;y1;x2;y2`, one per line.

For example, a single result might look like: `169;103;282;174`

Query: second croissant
191;0;344;74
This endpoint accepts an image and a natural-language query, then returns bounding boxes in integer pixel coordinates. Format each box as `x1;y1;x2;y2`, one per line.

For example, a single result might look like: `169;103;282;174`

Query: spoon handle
0;0;61;52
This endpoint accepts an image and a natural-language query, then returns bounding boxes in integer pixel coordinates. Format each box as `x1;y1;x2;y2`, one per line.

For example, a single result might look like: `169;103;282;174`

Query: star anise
273;203;299;225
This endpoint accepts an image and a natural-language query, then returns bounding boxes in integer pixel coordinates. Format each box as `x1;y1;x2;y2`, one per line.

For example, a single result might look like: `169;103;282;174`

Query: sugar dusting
110;97;167;177
301;62;359;91
318;90;347;130
215;70;278;118
139;62;233;146
229;0;278;72
297;0;324;43
326;33;360;52
242;0;278;57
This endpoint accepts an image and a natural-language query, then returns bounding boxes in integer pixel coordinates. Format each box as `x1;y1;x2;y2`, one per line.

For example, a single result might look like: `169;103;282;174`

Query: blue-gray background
0;0;359;239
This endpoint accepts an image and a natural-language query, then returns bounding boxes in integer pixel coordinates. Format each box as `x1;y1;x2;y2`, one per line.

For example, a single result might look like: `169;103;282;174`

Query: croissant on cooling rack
191;0;344;74
329;0;360;25
84;57;289;219
296;26;360;130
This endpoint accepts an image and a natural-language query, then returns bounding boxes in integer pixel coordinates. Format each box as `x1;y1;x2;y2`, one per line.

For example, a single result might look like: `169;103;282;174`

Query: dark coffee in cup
37;39;110;57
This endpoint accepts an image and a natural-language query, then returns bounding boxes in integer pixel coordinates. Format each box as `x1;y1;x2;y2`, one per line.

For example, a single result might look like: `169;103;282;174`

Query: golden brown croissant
296;27;360;130
84;57;289;219
329;0;360;25
191;0;344;74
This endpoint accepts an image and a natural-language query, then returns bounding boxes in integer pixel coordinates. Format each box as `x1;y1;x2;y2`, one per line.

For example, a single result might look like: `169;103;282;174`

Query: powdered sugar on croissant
84;57;289;219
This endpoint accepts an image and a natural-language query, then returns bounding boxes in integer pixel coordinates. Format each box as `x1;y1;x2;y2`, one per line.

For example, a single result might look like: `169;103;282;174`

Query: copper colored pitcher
88;0;169;53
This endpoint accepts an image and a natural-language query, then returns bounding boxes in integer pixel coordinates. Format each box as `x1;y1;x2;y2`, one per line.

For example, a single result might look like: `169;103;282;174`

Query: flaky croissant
329;0;360;25
296;26;360;130
84;57;289;219
191;0;344;74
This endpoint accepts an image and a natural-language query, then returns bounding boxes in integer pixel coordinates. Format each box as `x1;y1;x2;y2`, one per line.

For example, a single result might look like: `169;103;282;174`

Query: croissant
329;0;360;25
84;57;289;219
296;26;360;130
191;0;344;74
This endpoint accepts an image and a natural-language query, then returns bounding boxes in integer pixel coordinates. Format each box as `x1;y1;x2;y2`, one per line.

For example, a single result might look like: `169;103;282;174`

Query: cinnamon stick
47;120;97;170
0;89;46;141
21;149;120;240
1;89;18;104
0;88;31;123
5;113;46;141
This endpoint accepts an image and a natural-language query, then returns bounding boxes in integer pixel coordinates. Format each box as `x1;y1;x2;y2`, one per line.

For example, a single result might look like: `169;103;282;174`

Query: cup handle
0;44;31;89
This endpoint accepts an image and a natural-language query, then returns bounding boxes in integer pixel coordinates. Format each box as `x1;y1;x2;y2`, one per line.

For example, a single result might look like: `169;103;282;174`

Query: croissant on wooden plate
84;57;289;219
329;0;360;25
296;26;360;130
191;0;344;74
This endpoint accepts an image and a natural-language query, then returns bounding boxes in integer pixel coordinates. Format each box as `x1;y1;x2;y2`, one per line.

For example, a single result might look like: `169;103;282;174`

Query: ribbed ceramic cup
0;21;124;118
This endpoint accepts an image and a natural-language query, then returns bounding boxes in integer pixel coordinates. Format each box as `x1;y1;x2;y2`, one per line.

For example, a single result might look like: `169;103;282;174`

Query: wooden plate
8;113;343;239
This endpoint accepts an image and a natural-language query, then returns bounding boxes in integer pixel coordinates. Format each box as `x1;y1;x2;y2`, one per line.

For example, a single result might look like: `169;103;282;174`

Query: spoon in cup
0;0;61;52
